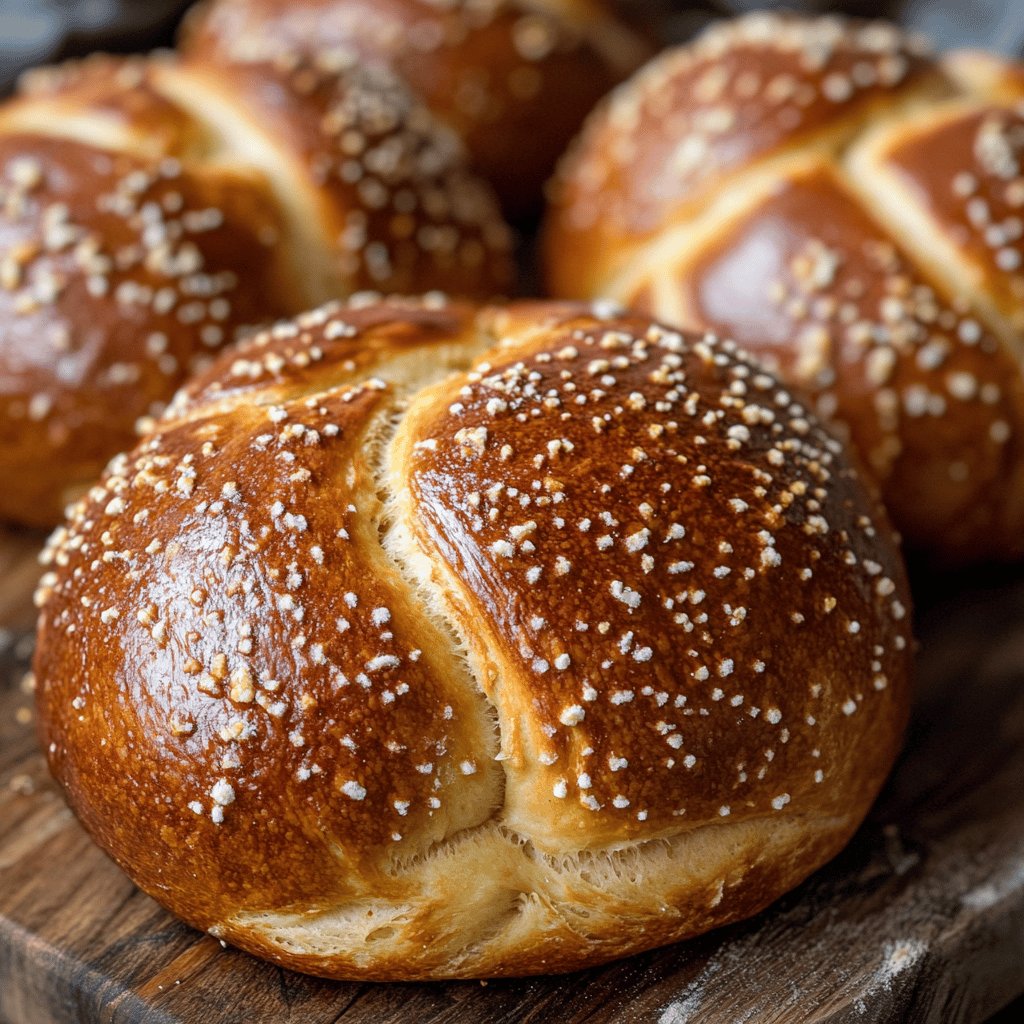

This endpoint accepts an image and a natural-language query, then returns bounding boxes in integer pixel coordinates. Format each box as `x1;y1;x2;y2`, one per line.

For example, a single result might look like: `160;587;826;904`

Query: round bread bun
180;0;652;218
544;12;1024;565
34;295;913;980
0;52;512;527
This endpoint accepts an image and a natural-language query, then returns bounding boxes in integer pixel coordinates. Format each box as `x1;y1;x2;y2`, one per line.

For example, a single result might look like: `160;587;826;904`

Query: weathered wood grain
1;528;1023;1024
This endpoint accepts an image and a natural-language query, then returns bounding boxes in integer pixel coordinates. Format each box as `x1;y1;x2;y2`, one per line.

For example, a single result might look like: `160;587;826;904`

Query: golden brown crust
545;12;945;297
180;0;650;217
166;58;513;297
669;162;1024;560
0;37;513;527
397;310;910;848
0;132;296;525
944;50;1024;104
35;297;913;979
3;54;206;158
169;295;485;418
855;101;1024;336
544;13;1024;564
35;368;500;925
221;810;854;978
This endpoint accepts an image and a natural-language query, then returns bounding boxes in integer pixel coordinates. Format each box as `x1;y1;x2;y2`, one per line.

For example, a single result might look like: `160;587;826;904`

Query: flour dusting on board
657;959;762;1023
658;962;726;1024
658;990;705;1024
659;993;759;1024
873;939;928;990
961;857;1024;910
851;939;929;1016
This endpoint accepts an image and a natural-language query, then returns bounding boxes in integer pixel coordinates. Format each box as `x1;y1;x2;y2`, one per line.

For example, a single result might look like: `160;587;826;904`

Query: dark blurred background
0;0;191;94
0;0;1022;1020
658;0;1024;53
1;0;1023;97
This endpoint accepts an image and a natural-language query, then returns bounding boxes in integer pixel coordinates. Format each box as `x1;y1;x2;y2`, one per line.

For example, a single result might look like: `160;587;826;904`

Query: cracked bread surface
545;13;1024;564
0;45;513;526
34;295;913;979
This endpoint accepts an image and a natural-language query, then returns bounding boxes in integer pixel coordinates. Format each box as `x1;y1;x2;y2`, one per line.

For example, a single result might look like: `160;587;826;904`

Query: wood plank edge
0;914;179;1024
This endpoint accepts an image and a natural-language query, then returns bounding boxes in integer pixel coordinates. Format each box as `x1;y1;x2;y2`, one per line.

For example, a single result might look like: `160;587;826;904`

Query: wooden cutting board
1;526;1023;1024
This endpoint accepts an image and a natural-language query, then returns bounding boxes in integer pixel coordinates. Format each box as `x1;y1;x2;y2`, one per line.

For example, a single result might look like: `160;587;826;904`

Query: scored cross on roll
0;53;510;527
545;13;1024;565
0;0;646;528
179;0;651;218
34;296;912;979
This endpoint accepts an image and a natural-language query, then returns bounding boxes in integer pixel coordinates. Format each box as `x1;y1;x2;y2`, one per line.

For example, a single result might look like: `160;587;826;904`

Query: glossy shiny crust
180;0;650;217
944;50;1024;104
545;12;942;297
0;38;512;526
167;57;513;298
671;162;1024;557
0;133;295;525
545;13;1024;564
35;297;913;979
3;54;206;158
856;100;1024;335
397;308;911;848
169;294;488;418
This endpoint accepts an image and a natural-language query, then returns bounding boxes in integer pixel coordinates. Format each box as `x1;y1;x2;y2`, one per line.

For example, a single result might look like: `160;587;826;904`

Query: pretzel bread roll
545;13;1024;564
35;296;912;979
0;124;296;527
0;54;512;526
180;0;651;217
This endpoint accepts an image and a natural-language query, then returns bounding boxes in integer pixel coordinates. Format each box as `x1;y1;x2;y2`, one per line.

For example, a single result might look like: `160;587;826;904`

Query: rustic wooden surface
1;526;1023;1024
